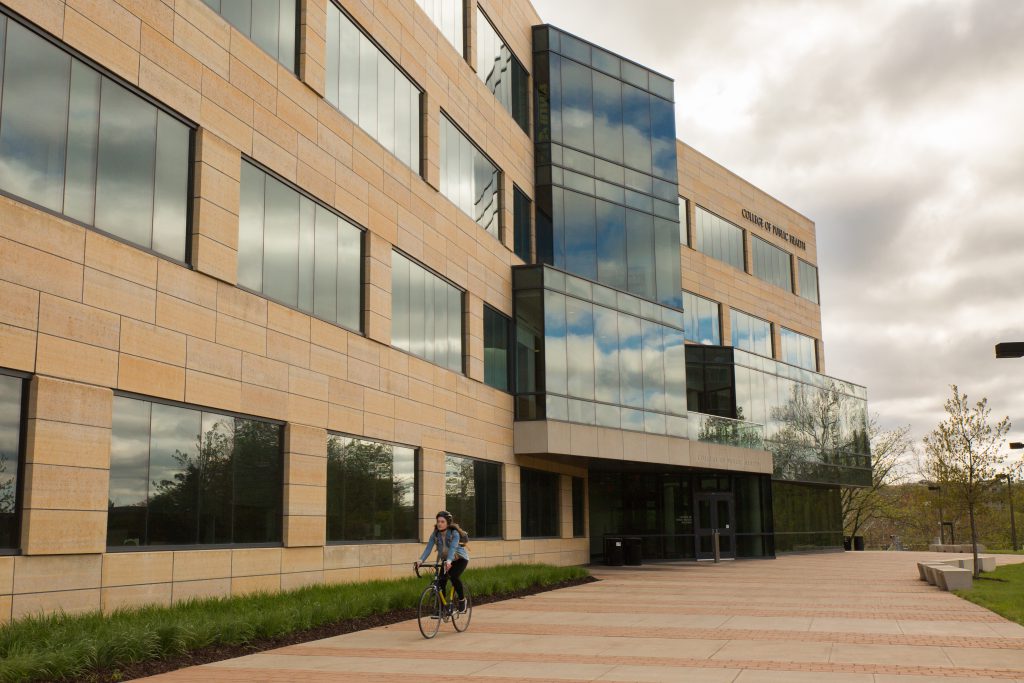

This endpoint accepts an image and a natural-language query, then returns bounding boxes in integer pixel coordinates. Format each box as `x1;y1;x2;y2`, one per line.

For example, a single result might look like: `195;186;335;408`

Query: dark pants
439;557;468;600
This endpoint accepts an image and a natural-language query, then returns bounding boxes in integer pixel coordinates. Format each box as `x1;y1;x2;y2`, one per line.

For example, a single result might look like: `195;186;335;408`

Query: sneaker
457;598;468;613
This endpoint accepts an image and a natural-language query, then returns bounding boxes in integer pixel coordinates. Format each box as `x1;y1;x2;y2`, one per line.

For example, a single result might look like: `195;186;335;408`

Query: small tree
841;419;911;544
922;385;1010;576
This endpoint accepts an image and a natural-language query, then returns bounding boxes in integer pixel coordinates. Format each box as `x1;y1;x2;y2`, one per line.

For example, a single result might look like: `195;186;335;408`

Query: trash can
843;536;852;551
624;536;642;566
604;536;624;566
853;536;865;551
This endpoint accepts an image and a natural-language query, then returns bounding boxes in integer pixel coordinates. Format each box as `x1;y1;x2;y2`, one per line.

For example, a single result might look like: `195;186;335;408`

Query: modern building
0;0;869;619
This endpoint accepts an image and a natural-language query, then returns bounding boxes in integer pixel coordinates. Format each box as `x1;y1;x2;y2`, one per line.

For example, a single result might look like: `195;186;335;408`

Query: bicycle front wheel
452;584;472;632
417;586;442;639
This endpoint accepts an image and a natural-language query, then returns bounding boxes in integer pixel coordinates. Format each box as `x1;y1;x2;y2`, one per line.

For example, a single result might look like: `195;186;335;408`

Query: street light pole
1007;442;1023;551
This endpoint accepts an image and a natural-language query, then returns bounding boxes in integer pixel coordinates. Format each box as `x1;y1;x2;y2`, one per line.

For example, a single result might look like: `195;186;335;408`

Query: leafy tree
922;385;1010;576
841;419;911;542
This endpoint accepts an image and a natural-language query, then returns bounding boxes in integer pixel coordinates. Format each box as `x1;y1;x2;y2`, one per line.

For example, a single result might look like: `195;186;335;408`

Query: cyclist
414;510;470;612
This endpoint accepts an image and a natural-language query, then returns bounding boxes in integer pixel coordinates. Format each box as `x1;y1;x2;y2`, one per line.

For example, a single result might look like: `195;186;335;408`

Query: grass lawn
0;563;590;683
954;561;1024;626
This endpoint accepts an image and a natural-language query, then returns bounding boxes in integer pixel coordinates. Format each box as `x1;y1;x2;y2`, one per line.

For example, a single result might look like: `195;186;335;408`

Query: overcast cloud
532;0;1024;447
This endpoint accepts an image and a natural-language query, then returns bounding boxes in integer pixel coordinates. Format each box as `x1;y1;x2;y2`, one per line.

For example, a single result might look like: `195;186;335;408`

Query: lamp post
927;484;944;544
1003;441;1022;552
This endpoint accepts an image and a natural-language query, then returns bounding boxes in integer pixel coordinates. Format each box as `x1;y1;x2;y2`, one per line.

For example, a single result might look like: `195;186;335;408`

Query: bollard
713;529;720;563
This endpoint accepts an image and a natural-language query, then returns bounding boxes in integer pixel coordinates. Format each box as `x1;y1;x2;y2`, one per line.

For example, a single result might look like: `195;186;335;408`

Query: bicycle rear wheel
452;584;472;632
417;586;442;639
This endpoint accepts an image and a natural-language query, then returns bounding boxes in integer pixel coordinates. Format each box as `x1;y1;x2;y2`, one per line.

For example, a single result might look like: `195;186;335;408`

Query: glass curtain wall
532;26;681;309
108;397;284;548
513;265;687;436
751;235;793;292
780;328;817;371
238;161;363;331
772;481;843;551
326;435;417;541
414;0;463;55
483;305;512;391
694;206;744;271
476;7;528;133
440;115;500;238
513;186;532;262
682;291;721;345
730;309;772;358
391;251;463;372
520;468;559;537
325;4;421;171
202;0;296;72
0;372;23;549
798;259;820;303
444;454;501;537
0;17;191;261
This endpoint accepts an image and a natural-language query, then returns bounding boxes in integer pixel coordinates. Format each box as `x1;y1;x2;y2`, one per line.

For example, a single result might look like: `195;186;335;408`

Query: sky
532;0;1024;449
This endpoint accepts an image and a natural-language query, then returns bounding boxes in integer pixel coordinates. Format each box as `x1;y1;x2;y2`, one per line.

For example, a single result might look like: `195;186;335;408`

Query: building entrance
695;492;735;560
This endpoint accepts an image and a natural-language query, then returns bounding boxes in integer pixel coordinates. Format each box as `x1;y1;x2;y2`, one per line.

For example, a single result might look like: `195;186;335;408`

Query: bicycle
414;562;472;639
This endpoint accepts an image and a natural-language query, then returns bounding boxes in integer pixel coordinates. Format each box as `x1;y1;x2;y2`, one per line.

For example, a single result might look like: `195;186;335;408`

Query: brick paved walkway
146;552;1024;682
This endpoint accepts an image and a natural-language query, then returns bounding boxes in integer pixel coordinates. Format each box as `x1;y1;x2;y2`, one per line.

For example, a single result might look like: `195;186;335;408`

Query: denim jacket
419;528;469;563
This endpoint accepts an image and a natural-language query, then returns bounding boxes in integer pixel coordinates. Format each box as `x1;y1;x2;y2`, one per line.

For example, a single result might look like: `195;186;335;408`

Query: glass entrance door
695;492;735;560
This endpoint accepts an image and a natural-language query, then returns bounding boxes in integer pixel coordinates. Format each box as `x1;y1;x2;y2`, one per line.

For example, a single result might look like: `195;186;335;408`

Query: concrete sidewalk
146;551;1024;682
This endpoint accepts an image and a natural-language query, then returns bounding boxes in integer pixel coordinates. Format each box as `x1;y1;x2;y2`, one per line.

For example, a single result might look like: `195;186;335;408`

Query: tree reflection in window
0;374;23;548
326;435;416;542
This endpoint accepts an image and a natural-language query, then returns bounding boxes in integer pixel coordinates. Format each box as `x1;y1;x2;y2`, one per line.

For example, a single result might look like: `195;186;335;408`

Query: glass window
414;0;463;55
521;468;559;537
238;161;363;331
325;5;421;171
202;0;296;72
694;206;744;271
678;197;689;245
440;115;500;238
781;328;817;371
513;186;531;262
0;18;191;261
484;305;512;392
730;309;772;358
683;291;721;345
108;396;283;548
476;8;528;133
0;373;23;549
751;235;793;292
571;477;584;537
445;454;501;538
392;252;463;372
327;435;417;542
798;259;820;304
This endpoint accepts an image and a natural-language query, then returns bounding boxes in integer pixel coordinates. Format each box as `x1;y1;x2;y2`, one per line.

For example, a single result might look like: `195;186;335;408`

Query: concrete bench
953;556;996;573
917;561;952;582
934;565;973;591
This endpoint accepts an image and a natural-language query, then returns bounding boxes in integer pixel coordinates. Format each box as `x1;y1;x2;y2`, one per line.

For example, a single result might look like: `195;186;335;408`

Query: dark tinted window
108;396;283;548
392;252;463;372
751;236;793;292
441;115;500;238
513;186;532;262
484;305;512;392
521;468;559;537
798;259;820;304
0;18;191;261
445;454;501;538
238;161;363;331
571;476;584;537
476;8;528;133
326;435;416;542
202;0;296;72
694;206;744;271
0;373;23;549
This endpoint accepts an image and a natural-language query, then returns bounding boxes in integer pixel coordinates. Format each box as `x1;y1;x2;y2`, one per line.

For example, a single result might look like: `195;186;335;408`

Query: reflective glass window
392;252;463;372
238;161;363;331
730;309;772;358
0;373;23;549
751;235;793;292
108;396;282;548
0;18;191;261
445;454;501;538
414;0;463;55
202;0;296;71
683;291;721;345
678;197;689;245
440;115;500;238
513;186;532;262
521;468;559;537
484;305;512;392
325;5;421;171
798;259;820;304
476;8;528;133
571;477;584;537
327;435;417;542
694;206;744;271
781;328;817;371
595;199;627;291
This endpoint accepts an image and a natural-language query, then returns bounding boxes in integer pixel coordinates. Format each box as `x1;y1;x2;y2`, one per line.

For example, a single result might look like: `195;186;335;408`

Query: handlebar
414;562;444;579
